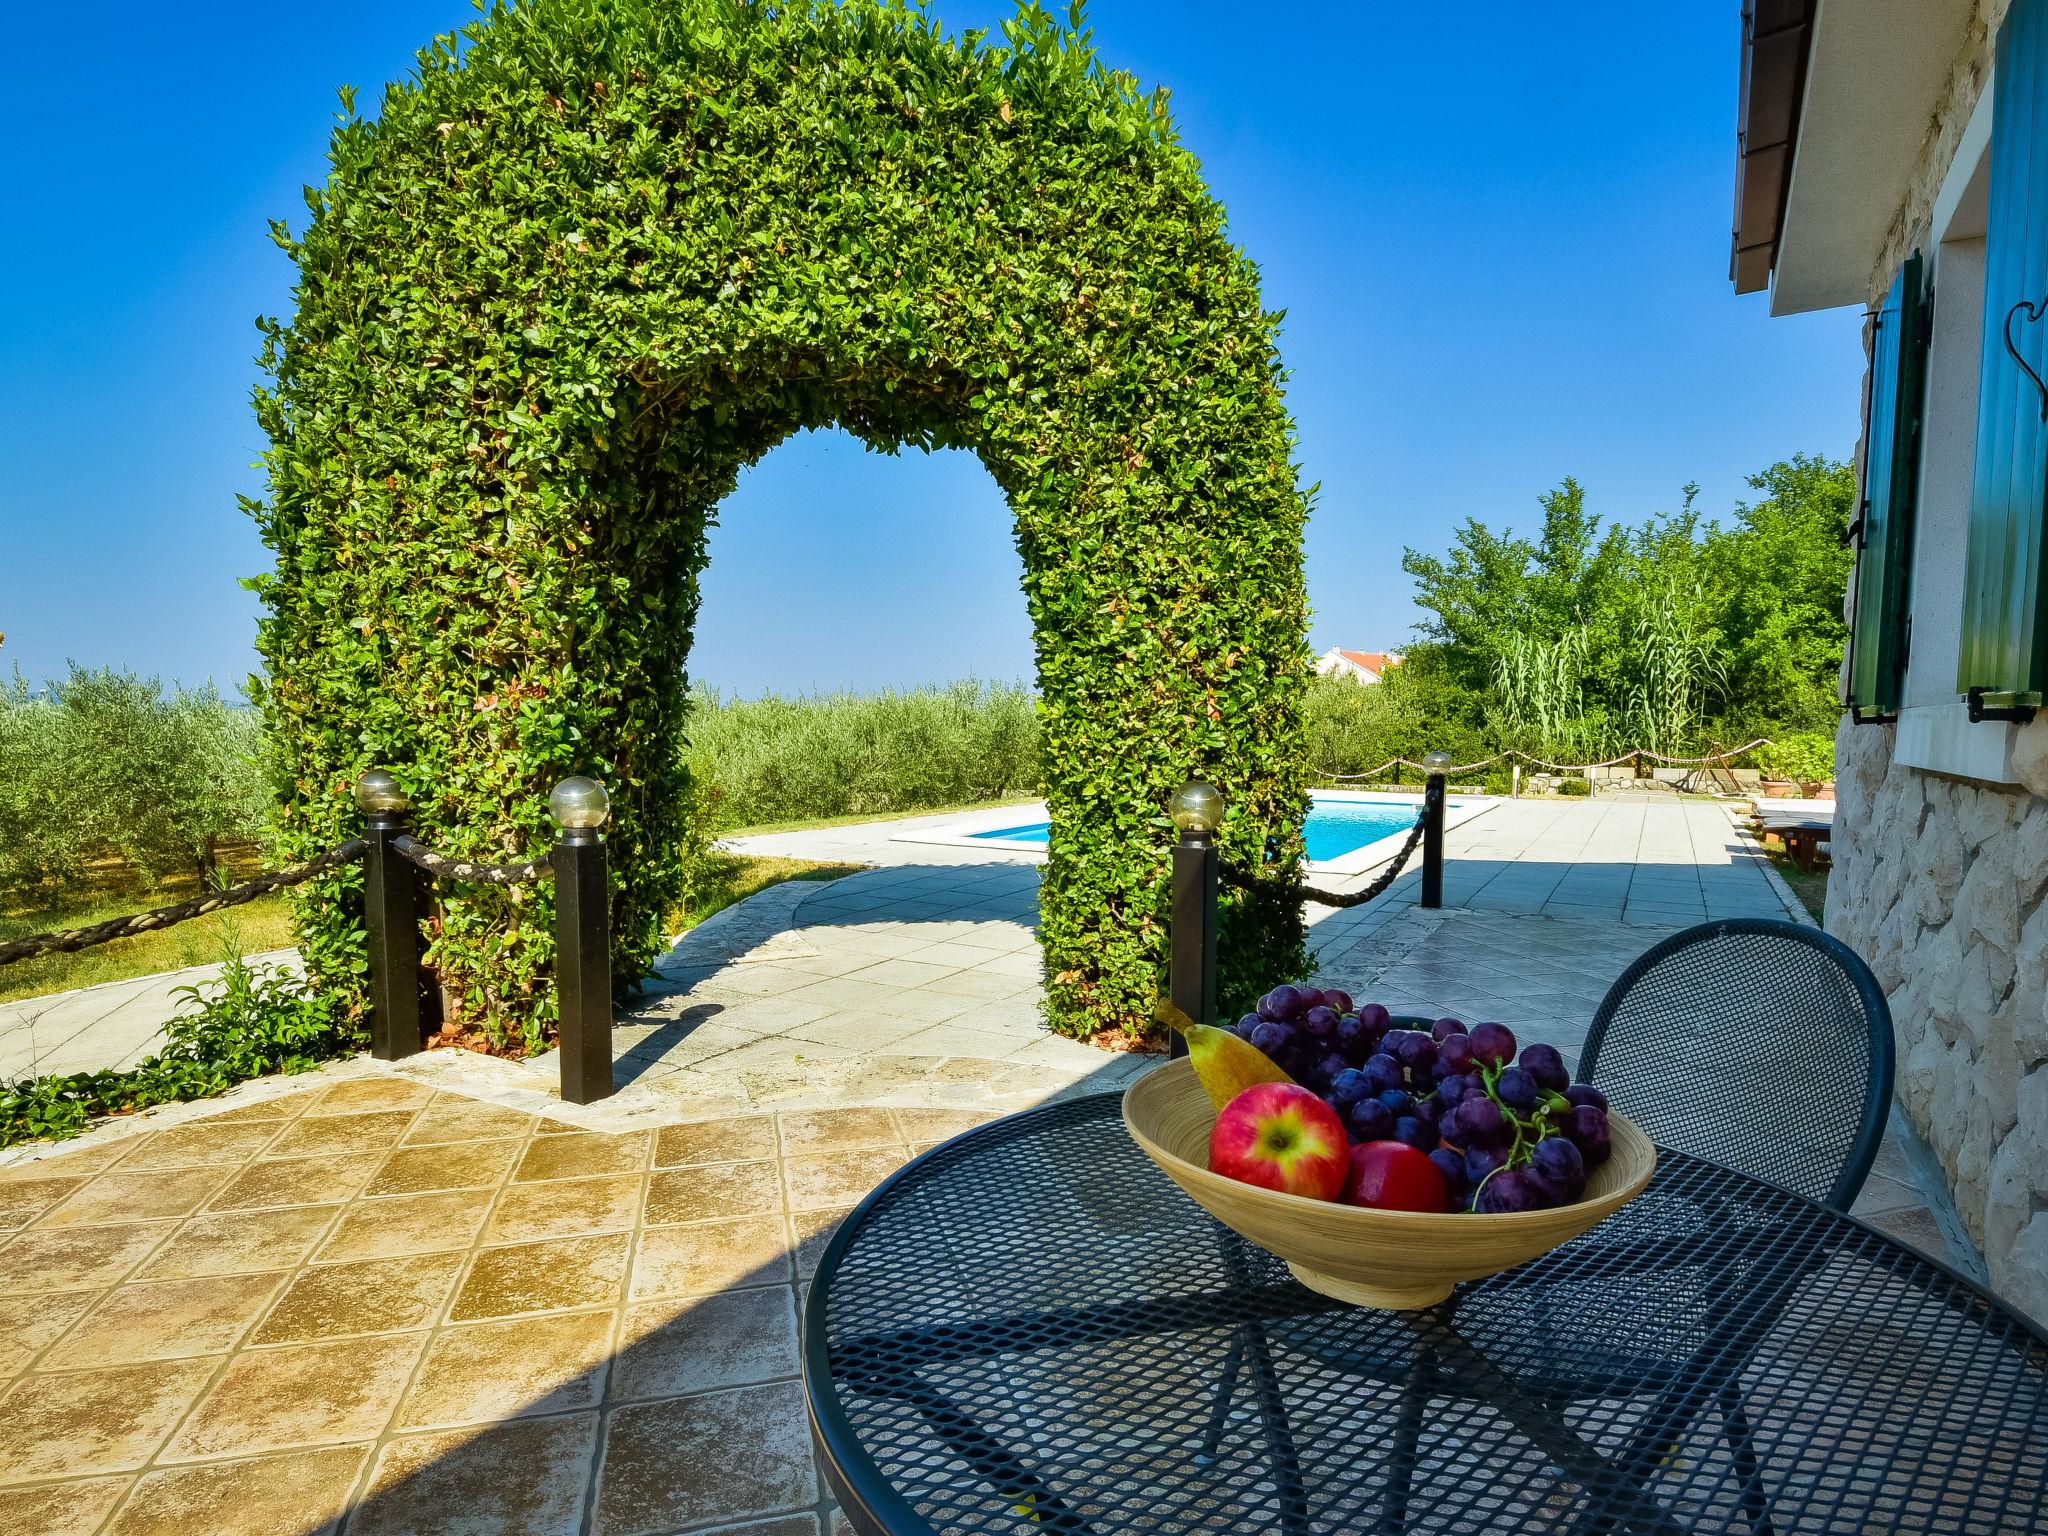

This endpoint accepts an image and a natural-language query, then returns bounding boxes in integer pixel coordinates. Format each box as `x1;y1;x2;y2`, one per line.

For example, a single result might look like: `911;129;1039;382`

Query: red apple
1209;1083;1350;1200
1343;1141;1450;1212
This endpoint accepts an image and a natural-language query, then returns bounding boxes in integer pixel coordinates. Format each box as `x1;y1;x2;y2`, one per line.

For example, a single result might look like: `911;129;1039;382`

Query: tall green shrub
1303;657;1492;782
250;0;1312;1045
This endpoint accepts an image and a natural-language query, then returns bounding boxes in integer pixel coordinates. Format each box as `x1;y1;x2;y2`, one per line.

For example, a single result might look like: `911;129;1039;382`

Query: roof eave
1730;0;1816;296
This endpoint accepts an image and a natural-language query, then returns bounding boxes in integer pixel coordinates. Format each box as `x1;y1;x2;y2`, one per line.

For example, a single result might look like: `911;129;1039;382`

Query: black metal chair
1578;916;1895;1211
1207;920;1898;1534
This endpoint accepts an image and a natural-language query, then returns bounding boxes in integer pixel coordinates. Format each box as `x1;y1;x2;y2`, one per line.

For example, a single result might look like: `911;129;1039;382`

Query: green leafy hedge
251;0;1310;1046
0;953;361;1148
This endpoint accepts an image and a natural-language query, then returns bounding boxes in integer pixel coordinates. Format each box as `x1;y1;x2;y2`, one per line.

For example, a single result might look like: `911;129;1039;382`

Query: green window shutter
1960;0;2048;709
1849;252;1929;718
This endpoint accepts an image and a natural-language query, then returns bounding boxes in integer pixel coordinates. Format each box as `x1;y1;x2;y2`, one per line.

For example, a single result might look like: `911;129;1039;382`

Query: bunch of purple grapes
1234;985;1613;1212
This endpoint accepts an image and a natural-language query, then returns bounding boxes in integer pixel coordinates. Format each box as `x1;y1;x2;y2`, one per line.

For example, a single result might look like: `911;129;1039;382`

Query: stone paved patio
0;1076;942;1535
0;796;1992;1530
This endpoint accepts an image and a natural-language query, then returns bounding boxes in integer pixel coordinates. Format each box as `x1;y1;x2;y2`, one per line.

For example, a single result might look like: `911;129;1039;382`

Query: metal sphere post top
1168;780;1225;838
354;769;409;816
549;776;611;833
1421;750;1453;777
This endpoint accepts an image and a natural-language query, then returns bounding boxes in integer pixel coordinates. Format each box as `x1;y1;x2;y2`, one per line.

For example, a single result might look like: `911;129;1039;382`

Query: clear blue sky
0;1;1862;699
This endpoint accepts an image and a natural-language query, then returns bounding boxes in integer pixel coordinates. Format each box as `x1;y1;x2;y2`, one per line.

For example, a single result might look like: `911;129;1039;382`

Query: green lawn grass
1767;852;1828;924
1;849;297;1005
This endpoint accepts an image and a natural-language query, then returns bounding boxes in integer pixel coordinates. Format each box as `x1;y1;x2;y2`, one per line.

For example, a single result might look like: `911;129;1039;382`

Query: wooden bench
1751;810;1833;871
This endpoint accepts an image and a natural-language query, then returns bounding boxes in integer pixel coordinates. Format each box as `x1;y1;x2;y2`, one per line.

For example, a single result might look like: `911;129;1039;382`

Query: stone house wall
1829;0;2048;1322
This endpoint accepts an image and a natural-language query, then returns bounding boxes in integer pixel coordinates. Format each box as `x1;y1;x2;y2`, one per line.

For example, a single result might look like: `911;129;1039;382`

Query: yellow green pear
1155;1000;1296;1110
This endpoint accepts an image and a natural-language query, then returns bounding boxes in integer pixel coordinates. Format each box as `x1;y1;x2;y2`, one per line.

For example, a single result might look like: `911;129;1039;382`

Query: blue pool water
969;795;1438;862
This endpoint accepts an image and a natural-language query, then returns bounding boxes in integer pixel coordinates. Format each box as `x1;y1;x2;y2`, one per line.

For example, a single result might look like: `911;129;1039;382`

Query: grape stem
1481;1060;1536;1166
1470;1162;1507;1211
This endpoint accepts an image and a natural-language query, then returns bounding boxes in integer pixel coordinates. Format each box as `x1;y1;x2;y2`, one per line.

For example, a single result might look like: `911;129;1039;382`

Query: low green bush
0;947;361;1148
1755;730;1836;784
687;681;1040;832
1556;777;1592;797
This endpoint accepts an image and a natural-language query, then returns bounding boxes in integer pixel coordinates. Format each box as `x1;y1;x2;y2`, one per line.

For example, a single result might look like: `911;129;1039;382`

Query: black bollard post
1420;750;1449;910
550;777;615;1105
1167;782;1223;1059
357;770;422;1061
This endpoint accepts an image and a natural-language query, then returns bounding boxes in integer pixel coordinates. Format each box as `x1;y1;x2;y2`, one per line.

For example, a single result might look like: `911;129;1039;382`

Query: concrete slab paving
0;952;298;1083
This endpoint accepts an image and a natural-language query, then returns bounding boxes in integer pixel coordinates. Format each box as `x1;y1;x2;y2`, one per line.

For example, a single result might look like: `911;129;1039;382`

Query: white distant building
1314;649;1401;684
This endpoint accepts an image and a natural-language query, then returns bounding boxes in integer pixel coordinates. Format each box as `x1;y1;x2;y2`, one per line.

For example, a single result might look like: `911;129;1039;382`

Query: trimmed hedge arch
252;0;1311;1047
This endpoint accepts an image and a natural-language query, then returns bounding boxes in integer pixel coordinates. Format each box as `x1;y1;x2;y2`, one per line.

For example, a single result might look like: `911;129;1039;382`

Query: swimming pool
895;789;1494;874
968;797;1440;862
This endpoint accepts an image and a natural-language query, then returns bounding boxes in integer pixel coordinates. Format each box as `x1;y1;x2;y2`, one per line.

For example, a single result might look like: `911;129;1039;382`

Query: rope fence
0;840;369;969
1316;738;1775;782
392;836;554;887
1220;813;1426;910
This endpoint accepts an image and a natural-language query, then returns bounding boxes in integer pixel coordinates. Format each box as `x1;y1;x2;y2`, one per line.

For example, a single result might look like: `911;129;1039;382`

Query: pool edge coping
886;791;1502;876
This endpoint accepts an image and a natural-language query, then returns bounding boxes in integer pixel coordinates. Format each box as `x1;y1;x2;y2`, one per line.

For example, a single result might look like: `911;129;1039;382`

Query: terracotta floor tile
45;1272;284;1367
486;1174;642;1244
450;1233;630;1322
403;1097;541;1146
252;1252;464;1343
653;1117;779;1169
135;1205;340;1280
206;1152;382;1212
513;1130;649;1183
787;1207;853;1282
776;1108;901;1155
36;1166;233;1229
363;1137;523;1197
351;1412;599;1536
262;1109;419;1159
192;1093;316;1124
643;1160;781;1226
397;1310;615;1429
160;1332;428;1462
103;1444;369;1536
306;1078;436;1116
115;1123;283;1171
0;1475;135;1536
889;1107;1000;1145
0;1174;91;1231
0;1221;176;1294
781;1148;907;1211
313;1187;495;1263
630;1217;792;1300
595;1381;814;1536
614;1288;798;1400
0;1139;140;1180
0;1357;221;1481
0;1287;100;1363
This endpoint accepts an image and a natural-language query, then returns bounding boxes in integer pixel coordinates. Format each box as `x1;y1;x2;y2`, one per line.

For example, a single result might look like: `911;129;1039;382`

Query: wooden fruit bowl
1123;1058;1656;1310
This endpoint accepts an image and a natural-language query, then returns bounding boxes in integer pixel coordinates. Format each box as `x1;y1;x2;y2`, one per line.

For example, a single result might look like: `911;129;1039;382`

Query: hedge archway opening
253;0;1311;1046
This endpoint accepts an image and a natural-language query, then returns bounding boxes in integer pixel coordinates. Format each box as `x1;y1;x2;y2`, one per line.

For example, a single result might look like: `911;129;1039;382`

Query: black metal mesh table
805;1095;2048;1536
